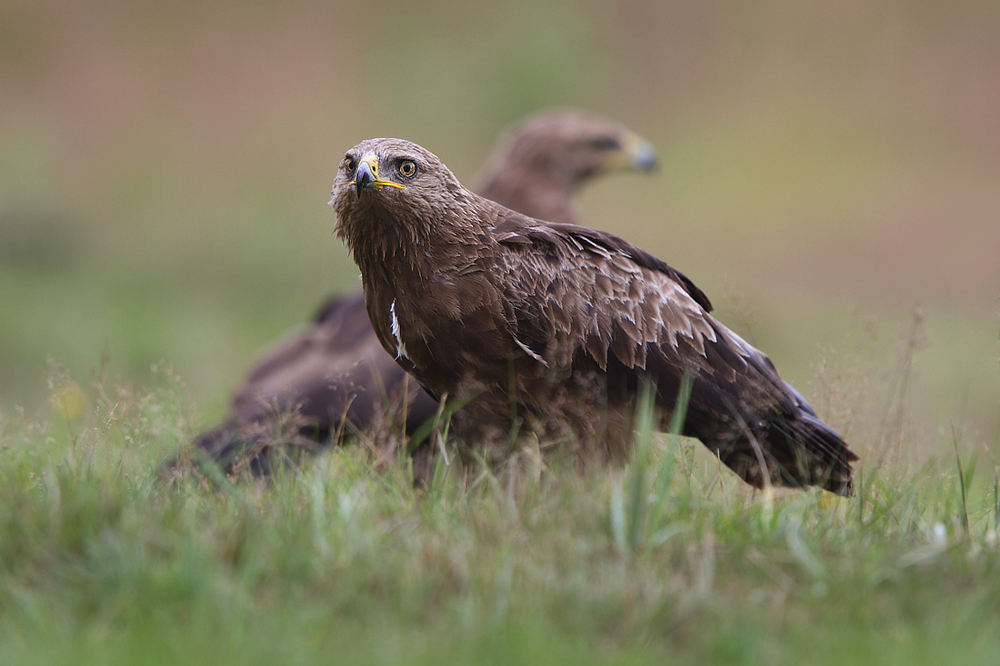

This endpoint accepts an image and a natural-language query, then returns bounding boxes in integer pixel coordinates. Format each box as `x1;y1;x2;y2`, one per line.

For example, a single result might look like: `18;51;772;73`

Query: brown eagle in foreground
193;111;659;473
331;138;858;494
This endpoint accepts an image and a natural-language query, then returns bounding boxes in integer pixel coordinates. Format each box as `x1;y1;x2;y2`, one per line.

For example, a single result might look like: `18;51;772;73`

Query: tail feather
691;395;857;495
680;379;857;495
769;413;857;495
177;419;325;478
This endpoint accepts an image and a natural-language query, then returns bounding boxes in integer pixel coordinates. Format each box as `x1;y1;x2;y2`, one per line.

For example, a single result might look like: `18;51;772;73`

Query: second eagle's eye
589;137;620;152
398;160;417;178
343;156;356;172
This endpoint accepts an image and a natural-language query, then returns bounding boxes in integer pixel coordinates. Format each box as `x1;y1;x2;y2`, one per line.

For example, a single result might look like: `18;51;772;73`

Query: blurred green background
1;0;997;457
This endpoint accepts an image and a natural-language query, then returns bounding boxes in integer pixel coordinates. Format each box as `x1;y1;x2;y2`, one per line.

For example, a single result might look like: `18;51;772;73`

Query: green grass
2;357;999;666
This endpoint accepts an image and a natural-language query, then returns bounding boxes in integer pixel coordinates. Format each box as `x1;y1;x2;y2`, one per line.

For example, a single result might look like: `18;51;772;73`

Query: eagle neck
346;207;477;294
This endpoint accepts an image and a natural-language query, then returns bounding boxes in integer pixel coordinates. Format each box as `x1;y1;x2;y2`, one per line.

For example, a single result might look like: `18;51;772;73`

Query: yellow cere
360;154;406;190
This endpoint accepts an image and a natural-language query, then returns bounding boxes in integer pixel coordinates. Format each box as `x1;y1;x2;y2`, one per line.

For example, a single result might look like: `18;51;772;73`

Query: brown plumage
331;138;858;494
193;111;659;473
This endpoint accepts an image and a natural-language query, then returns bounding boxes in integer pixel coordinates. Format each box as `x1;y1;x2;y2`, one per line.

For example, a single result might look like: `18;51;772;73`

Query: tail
686;381;858;495
170;373;440;481
711;412;857;496
191;422;277;477
774;413;857;495
676;373;858;495
165;419;325;479
775;382;857;495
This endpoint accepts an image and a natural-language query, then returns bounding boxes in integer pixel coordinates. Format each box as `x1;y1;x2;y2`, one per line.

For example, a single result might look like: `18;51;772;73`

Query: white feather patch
578;235;612;259
514;336;549;367
389;299;408;361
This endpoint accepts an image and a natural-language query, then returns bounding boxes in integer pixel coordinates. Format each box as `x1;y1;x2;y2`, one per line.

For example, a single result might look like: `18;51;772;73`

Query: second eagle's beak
626;136;658;172
597;133;659;173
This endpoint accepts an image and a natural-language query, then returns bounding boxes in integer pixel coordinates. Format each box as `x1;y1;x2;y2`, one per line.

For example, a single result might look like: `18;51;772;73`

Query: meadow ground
1;334;999;666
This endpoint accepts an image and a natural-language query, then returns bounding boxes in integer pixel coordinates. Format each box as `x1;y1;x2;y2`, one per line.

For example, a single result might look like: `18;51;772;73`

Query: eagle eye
398;160;417;178
343;155;356;172
589;137;620;152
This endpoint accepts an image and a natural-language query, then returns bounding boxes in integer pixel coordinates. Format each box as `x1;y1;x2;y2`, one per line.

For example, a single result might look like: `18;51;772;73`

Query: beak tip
630;141;659;172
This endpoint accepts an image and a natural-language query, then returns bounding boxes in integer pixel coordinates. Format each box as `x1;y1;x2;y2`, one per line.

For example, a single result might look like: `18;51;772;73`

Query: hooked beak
349;155;405;198
355;159;376;197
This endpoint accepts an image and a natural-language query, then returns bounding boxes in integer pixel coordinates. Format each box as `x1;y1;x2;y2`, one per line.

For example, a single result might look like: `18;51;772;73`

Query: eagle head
330;138;482;257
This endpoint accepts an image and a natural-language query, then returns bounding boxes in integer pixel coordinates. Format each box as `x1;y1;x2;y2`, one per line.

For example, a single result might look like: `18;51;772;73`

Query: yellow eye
343;155;356;171
398;160;417;178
